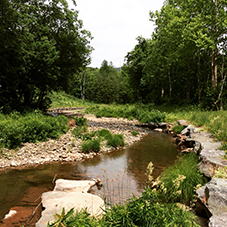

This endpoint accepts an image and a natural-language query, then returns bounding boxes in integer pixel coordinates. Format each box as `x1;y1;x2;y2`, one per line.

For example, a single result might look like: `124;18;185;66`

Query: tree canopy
121;0;227;109
0;0;92;113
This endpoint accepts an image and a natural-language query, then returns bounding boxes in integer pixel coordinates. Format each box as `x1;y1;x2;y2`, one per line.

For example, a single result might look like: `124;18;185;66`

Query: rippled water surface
0;131;178;220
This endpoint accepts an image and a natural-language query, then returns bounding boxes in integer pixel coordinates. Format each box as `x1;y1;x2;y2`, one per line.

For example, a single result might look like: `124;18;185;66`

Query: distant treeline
1;0;227;113
77;0;227;110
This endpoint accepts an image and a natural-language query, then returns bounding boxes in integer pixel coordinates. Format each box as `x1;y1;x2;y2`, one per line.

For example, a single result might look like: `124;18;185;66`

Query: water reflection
0;131;177;220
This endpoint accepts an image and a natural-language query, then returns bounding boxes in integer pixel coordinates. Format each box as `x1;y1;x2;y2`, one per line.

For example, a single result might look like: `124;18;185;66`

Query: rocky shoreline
0;113;148;171
1;112;227;227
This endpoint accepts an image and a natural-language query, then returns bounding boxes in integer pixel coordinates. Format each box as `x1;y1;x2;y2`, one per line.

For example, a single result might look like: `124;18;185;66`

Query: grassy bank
158;106;227;149
2;91;227;152
0;111;69;149
49;153;205;227
48;91;91;108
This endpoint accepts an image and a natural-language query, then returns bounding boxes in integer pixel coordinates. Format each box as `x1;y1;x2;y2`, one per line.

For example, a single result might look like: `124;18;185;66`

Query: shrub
0;112;69;148
131;131;139;136
47;208;99;227
50;190;199;227
107;134;125;148
105;188;199;227
158;153;206;205
73;116;87;127
81;139;101;153
172;125;185;134
86;104;166;123
71;126;88;138
97;129;112;140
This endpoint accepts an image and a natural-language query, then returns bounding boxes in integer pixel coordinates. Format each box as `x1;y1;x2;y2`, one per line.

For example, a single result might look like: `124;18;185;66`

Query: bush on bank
49;189;199;227
0;111;69;149
157;153;206;205
86;104;166;123
72;121;125;153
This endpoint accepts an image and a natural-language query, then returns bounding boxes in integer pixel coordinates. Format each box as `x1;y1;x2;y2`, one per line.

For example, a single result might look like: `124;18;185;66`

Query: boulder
196;178;227;218
147;122;160;129
209;212;227;227
197;149;227;178
177;120;188;126
36;179;104;227
181;125;195;136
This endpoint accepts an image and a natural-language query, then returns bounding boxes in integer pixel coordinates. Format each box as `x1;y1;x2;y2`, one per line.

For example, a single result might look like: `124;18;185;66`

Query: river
0;131;178;221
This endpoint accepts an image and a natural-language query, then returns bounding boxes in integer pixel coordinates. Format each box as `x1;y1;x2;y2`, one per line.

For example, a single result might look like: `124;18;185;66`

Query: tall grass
49;91;91;108
0;111;69;148
81;139;101;153
49;188;200;227
49;152;203;226
163;107;227;149
157;153;206;205
71;121;125;153
86;104;166;123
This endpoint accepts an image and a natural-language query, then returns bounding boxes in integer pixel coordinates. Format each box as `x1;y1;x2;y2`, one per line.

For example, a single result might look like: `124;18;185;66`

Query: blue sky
68;0;164;68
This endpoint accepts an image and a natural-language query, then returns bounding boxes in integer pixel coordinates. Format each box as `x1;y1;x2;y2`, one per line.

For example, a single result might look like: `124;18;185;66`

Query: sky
68;0;164;68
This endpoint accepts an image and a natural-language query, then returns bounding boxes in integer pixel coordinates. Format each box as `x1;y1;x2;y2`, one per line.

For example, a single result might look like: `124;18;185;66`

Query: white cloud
68;0;164;68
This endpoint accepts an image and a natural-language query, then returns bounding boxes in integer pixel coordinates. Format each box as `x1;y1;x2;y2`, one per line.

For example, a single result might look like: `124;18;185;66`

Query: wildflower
172;174;186;189
146;162;154;183
175;190;182;195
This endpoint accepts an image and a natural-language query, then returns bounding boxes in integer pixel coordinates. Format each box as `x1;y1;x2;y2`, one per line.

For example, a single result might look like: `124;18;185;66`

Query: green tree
0;0;92;113
165;0;227;108
124;37;152;102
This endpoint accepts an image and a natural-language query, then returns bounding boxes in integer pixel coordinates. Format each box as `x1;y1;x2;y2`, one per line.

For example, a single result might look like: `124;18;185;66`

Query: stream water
0;131;178;221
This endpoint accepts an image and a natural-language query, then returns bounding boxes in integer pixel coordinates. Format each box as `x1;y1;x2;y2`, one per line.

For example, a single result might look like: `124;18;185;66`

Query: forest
0;0;227;113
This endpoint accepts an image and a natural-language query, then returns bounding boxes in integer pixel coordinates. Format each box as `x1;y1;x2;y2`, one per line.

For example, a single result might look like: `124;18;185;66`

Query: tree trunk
197;55;201;103
168;68;172;105
212;48;218;90
186;63;190;101
212;0;218;91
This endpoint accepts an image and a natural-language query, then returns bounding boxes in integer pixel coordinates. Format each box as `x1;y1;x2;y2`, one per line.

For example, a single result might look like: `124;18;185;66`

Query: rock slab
197;178;227;215
36;179;104;227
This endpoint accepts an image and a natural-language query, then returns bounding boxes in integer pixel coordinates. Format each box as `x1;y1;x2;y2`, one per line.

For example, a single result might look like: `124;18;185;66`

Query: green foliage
214;166;227;179
173;109;227;145
97;129;112;140
106;134;125;149
49;91;90;108
86;104;166;123
158;153;206;205
0;0;92;113
81;139;101;153
172;125;185;134
84;60;132;104
48;207;74;227
102;189;199;227
0;111;68;148
72;126;88;138
73;116;88;127
131;131;139;136
48;208;99;227
50;190;199;227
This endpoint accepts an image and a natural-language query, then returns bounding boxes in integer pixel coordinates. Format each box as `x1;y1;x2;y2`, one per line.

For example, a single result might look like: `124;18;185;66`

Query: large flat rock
188;130;227;178
196;178;227;217
54;179;96;192
36;179;104;227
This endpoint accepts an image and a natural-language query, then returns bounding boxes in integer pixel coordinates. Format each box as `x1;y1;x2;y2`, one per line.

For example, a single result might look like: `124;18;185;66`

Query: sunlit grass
49;92;227;151
49;91;92;108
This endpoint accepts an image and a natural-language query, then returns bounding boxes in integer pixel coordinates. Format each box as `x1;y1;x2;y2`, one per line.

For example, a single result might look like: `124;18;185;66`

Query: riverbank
0;113;148;171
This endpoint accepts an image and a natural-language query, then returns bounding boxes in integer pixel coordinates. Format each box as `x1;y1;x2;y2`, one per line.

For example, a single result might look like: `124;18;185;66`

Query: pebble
0;114;148;170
